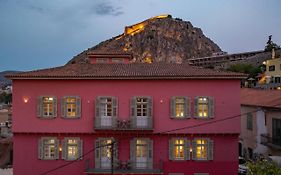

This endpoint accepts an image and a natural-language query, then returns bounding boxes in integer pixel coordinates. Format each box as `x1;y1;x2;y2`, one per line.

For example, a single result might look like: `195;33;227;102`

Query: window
96;58;108;63
38;137;59;160
272;118;281;147
61;96;81;118
170;97;190;119
95;97;117;128
247;113;253;130
130;138;153;169
37;96;57;118
194;97;214;119
192;138;213;161
130;97;152;129
169;138;190;160
112;58;124;63
62;138;83;160
194;174;209;175
95;138;118;169
269;65;275;71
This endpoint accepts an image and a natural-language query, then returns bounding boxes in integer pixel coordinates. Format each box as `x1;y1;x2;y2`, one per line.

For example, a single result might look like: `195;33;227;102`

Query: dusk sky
0;0;281;71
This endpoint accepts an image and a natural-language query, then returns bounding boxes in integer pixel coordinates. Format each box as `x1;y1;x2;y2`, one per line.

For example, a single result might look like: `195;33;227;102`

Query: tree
247;160;281;175
227;63;262;77
265;35;280;52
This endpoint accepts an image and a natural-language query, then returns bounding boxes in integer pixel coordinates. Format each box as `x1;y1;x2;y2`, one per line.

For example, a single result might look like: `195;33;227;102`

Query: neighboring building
240;88;281;159
257;50;281;89
7;53;245;175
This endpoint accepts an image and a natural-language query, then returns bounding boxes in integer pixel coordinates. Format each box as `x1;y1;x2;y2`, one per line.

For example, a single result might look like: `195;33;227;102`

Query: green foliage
227;63;262;76
247;160;281;175
265;35;280;52
0;92;12;104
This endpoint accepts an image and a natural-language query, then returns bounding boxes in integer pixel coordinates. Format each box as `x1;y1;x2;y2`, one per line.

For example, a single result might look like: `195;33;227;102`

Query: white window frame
39;137;59;160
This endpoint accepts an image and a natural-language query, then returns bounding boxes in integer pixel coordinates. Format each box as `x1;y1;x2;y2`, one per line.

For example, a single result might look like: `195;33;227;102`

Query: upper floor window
95;97;117;128
194;97;214;119
170;97;190;119
192;138;213;161
61;96;81;118
37;96;57;118
38;137;59;160
62;137;83;160
96;58;108;63
169;138;190;160
247;113;253;130
268;65;275;71
112;58;124;63
130;96;152;129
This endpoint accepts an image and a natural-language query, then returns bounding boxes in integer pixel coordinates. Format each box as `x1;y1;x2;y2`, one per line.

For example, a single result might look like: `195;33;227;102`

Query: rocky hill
0;71;21;88
68;15;221;64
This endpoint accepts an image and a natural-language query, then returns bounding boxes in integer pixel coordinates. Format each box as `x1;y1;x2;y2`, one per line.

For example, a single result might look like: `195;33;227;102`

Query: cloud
93;1;123;16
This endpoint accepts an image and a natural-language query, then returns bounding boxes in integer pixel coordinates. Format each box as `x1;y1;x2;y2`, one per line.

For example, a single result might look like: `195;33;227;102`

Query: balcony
85;159;163;174
94;116;153;130
261;134;281;149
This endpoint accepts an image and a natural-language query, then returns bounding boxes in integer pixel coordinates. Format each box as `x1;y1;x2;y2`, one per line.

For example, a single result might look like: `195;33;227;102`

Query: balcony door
101;139;112;169
136;98;148;127
272;119;281;146
95;138;117;169
131;138;153;169
100;98;113;127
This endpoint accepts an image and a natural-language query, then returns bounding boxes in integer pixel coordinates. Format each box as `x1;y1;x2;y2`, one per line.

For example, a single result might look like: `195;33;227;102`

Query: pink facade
11;78;241;175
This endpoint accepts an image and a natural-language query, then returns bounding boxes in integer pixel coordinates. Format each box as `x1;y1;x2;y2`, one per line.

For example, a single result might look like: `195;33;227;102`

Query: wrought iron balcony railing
85;159;163;174
94;116;153;130
261;133;281;149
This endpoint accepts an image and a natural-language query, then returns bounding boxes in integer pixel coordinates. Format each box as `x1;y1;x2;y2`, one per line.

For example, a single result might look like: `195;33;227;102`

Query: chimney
272;48;275;59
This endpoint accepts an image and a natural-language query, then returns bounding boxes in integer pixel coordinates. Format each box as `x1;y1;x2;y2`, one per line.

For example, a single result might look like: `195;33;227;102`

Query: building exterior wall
265;57;281;78
13;79;241;175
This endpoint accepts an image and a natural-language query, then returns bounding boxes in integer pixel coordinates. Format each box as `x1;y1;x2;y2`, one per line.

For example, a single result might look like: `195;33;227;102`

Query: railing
261;133;281;149
255;83;281;89
94;116;153;130
85;159;163;174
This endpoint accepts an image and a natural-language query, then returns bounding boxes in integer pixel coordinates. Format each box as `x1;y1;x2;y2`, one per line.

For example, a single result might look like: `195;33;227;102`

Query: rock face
68;16;221;64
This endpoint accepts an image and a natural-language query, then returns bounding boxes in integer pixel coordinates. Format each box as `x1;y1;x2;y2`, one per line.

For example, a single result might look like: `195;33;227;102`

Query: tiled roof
6;63;246;80
241;88;281;109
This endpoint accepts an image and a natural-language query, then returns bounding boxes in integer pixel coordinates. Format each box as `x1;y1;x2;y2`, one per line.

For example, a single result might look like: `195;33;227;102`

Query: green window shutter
112;97;118;128
207;139;214;160
95;139;100;168
54;138;59;159
184;139;190;160
169;139;174;160
130;138;136;169
37;96;43;117
192;140;197;160
78;139;83;160
53;97;57;118
76;96;81;118
208;97;214;118
95;97;101;128
61;97;66;118
38;138;44;159
185;97;191;119
194;97;199;119
147;97;153;128
113;139;119;168
170;97;176;118
148;139;153;169
62;138;67;160
130;97;137;128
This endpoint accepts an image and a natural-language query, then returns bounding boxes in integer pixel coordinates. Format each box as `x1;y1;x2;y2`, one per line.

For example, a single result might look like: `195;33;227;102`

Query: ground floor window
39;137;59;160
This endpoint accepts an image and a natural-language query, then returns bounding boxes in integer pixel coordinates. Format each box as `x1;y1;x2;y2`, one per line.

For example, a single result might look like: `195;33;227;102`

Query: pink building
7;55;245;175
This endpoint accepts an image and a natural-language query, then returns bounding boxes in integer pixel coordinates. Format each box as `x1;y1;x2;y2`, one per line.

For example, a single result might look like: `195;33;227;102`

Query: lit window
39;137;59;160
95;138;117;169
196;139;207;159
192;138;214;161
63;138;82;160
43;97;54;116
169;138;190;160
174;139;185;160
37;96;57;118
195;97;214;119
62;96;81;118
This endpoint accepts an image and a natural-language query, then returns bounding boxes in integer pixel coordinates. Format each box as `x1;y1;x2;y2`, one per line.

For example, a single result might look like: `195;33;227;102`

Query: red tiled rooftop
241;88;281;109
6;63;246;80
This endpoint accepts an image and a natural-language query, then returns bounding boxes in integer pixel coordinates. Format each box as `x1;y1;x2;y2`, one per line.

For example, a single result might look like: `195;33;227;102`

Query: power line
40;104;280;175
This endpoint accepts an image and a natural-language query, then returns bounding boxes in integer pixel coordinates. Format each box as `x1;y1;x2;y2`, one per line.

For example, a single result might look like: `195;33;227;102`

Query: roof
6;63;246;80
241;88;281;109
